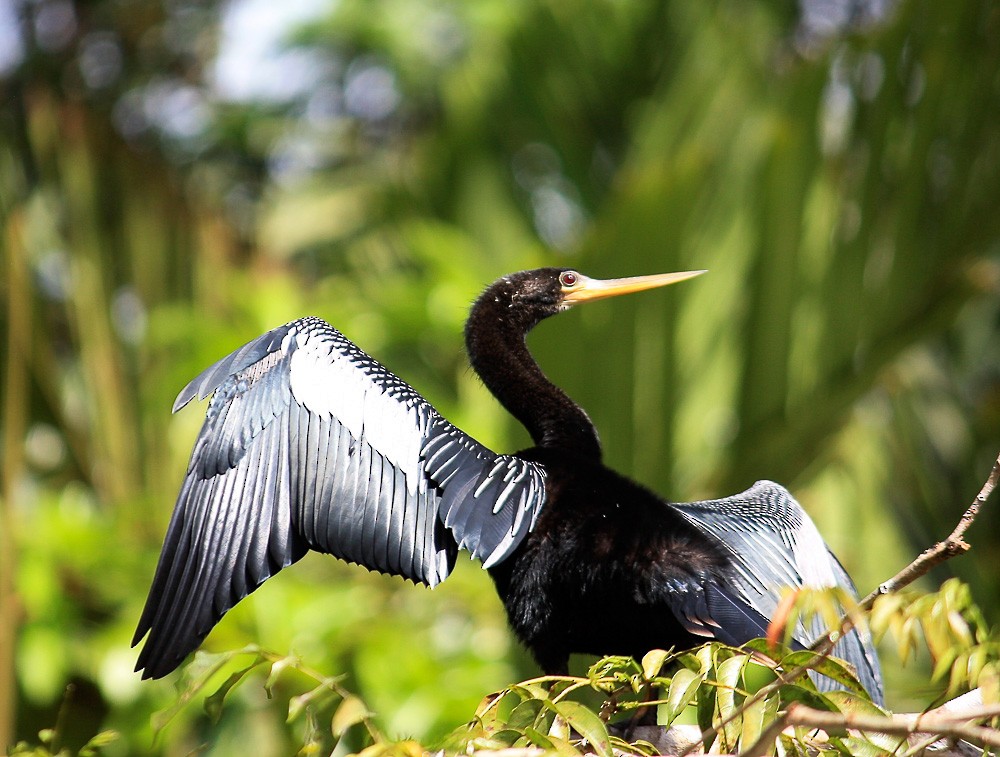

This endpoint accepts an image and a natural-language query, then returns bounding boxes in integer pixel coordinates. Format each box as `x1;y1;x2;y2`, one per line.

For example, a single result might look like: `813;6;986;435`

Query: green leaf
507;698;545;731
696;645;716;676
696;675;717;742
483;689;521;725
523;726;555;749
823;690;889;718
780;651;870;698
547;700;612;757
775;683;836;712
288;682;335;723
661;668;703;726
738;692;780;755
949;651;972;694
510;682;552;701
489;729;527;748
589;655;643;687
835;734;899;757
547;734;585;757
81;730;119;750
980;662;1000;704
742;637;786;662
715;654;749;750
930;646;960;682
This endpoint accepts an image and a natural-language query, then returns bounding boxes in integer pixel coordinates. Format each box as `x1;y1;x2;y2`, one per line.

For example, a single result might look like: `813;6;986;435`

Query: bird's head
483;267;707;330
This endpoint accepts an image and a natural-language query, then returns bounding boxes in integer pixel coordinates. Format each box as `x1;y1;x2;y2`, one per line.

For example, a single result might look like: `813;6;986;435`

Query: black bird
133;268;883;703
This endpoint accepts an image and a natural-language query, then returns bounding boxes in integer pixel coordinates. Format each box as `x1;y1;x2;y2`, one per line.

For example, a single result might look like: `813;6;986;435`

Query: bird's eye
559;271;579;288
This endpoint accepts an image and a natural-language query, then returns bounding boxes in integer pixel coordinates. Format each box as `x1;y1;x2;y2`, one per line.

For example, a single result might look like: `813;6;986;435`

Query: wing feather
669;481;884;704
135;316;546;678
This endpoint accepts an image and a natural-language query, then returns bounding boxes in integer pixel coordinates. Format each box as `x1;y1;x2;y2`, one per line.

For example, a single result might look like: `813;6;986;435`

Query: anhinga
134;268;883;704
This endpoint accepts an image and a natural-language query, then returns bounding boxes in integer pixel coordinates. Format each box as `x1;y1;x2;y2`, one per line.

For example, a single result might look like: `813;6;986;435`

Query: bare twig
859;451;1000;607
811;452;1000;655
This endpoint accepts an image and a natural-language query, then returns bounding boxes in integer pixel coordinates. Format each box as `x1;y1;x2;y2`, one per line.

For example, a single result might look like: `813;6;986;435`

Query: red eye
560;271;579;287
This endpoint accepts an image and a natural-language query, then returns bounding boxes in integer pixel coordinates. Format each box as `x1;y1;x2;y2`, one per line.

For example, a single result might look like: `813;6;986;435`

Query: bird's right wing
669;481;884;704
133;316;546;678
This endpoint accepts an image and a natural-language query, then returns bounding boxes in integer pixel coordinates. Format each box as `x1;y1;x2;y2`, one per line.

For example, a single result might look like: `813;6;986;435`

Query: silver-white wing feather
134;316;546;678
671;481;884;704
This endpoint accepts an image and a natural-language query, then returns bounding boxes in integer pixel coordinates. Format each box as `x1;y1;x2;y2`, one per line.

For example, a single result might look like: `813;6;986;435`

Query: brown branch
783;703;1000;749
742;697;1000;757
649;690;998;756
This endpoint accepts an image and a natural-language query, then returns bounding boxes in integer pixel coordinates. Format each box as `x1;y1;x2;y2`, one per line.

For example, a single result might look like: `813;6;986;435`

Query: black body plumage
134;268;883;704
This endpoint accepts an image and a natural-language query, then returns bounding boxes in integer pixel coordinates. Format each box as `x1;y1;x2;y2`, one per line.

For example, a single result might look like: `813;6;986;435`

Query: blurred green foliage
1;0;998;754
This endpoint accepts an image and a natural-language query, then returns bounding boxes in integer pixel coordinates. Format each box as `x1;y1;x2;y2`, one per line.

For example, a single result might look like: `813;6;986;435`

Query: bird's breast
486;453;732;671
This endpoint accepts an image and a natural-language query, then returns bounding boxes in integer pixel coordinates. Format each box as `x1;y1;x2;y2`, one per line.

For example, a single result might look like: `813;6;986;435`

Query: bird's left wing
669;481;884;704
133;317;545;678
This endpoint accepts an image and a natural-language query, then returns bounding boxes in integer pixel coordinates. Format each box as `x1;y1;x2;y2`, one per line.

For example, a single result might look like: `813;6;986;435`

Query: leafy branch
152;645;383;753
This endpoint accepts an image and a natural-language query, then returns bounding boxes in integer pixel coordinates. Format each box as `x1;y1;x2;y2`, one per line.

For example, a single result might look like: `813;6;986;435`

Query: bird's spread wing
133;316;546;678
668;481;884;704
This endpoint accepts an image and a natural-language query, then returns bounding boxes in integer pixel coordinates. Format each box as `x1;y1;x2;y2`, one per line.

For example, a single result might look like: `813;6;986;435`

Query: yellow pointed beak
561;269;706;305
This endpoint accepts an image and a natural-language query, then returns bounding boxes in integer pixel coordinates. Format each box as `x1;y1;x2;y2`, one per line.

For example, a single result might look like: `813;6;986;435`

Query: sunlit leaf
661;667;703;726
823;688;902;751
80;730;119;751
715;653;749;749
288;682;336;723
737;691;777;755
264;654;299;697
981;662;1000;704
547;734;585;757
641;649;670;680
743;637;787;663
332;694;373;737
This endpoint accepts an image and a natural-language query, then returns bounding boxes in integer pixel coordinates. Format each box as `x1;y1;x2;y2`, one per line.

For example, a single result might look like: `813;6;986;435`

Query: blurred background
1;0;998;753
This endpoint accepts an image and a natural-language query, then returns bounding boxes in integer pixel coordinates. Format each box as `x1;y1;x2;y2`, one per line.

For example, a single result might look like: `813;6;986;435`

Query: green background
1;0;998;753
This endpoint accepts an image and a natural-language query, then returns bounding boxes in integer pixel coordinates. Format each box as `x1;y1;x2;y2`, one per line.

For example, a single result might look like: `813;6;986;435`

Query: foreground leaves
139;581;1000;757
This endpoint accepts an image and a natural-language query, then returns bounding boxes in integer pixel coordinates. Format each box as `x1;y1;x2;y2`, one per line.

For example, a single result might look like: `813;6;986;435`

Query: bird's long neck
465;294;602;461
